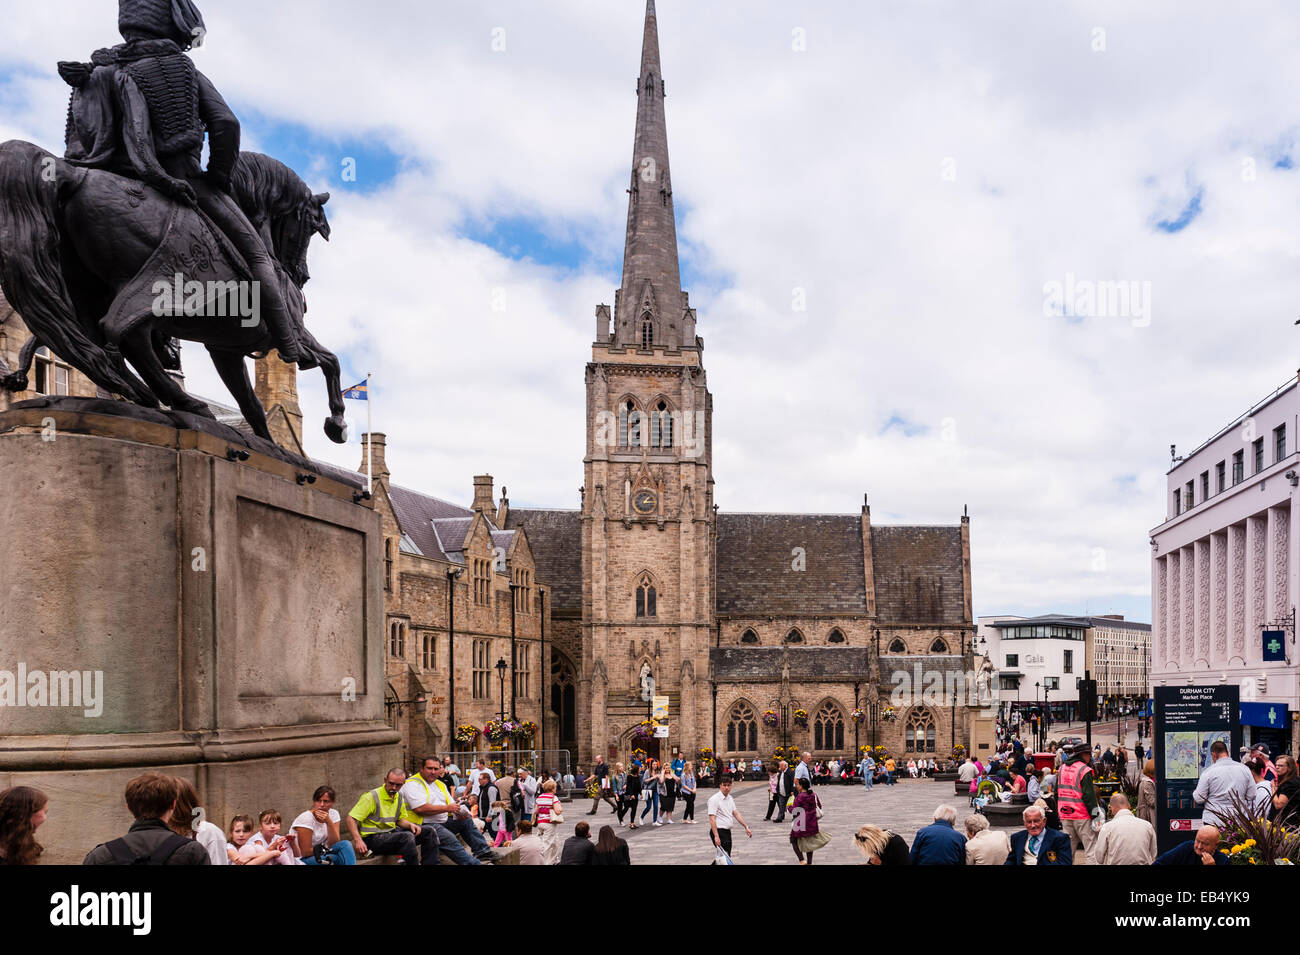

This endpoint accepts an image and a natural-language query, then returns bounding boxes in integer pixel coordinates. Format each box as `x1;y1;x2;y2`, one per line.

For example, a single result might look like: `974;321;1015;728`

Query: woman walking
765;763;780;820
789;777;829;864
680;762;698;824
0;786;47;866
621;761;642;828
658;764;678;825
639;760;660;826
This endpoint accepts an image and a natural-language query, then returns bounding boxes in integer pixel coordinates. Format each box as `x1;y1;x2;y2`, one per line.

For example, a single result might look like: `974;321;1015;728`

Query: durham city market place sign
1153;685;1241;856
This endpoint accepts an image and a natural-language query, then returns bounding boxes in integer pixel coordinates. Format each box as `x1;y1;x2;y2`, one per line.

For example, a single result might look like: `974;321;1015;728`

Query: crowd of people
0;754;637;867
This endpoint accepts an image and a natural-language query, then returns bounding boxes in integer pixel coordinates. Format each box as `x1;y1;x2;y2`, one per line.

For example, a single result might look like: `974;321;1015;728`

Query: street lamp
1035;680;1042;751
495;658;508;722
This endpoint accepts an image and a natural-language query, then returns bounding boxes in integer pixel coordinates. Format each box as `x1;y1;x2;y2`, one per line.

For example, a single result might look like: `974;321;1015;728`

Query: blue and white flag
341;380;368;400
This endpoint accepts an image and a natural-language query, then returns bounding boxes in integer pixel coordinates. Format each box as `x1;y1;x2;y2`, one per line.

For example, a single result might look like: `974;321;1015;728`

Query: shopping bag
714;844;735;865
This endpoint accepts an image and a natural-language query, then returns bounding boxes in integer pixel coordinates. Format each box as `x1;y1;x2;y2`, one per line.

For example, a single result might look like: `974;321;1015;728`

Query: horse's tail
0;140;150;402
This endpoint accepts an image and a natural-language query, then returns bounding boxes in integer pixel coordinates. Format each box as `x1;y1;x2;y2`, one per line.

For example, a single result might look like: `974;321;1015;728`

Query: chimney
254;352;304;452
472;474;495;514
359;433;391;487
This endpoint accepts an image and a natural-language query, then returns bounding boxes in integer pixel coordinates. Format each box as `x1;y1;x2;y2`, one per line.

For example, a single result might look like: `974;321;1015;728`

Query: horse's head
276;189;330;289
230;153;330;289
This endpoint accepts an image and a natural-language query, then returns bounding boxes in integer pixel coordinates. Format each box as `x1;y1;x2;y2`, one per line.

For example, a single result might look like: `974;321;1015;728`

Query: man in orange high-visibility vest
1057;743;1102;863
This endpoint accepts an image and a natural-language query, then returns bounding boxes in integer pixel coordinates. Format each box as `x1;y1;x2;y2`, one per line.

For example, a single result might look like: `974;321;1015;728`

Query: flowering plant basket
951;744;967;760
762;710;780;728
634;719;655;742
454;723;480;746
699;747;714;760
792;709;809;728
632;748;648;762
483;719;518;744
517;720;538;739
881;706;897;723
851;708;866;724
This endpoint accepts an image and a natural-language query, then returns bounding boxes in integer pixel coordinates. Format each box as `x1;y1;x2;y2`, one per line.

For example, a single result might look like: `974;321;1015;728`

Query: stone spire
613;0;691;350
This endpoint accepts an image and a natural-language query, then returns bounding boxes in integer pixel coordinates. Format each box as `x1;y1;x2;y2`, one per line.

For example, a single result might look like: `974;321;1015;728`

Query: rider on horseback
58;0;301;364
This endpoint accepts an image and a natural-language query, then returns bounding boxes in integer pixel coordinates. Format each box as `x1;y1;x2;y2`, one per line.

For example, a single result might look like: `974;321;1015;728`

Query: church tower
581;0;714;764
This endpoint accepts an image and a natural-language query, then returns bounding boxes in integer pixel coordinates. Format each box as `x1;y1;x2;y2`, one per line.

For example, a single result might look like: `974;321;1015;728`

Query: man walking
587;755;619;815
707;775;752;864
795;751;813;789
772;760;795;822
860;752;876;791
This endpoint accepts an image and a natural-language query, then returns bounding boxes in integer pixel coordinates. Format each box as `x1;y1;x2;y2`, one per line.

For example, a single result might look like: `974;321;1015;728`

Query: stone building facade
497;2;979;769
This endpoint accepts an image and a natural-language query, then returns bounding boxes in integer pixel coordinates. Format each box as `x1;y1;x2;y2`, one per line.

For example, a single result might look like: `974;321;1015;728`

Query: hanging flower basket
517;720;538;740
454;723;480;746
634;719;655;742
951;743;967;761
699;747;714;760
483;719;518;745
881;706;897;723
850;708;867;724
792;709;809;729
762;710;780;728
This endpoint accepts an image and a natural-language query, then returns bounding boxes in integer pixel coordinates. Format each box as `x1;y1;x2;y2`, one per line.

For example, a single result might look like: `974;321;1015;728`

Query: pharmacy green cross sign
1262;629;1286;662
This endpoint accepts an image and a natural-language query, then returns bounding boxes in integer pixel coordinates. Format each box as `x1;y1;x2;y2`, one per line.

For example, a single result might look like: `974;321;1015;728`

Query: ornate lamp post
495;658;508;722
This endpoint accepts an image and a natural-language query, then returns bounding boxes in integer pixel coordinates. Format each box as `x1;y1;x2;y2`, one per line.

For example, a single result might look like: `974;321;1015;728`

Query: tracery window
814;701;845;751
726;700;758;752
905;707;937;753
635;574;657;618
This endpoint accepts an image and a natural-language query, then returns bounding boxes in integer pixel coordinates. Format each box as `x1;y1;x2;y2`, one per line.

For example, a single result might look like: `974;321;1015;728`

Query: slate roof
504;508;582;614
716;513;867;615
989;614;1151;632
710;647;872;682
388;486;474;562
870;525;966;624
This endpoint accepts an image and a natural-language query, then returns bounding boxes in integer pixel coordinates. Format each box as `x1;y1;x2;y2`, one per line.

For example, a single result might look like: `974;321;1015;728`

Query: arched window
814;701;845;752
827;628;845;644
930;638;949;653
641;313;654;349
650;400;673;448
384;539;393;592
619;399;643;447
888;638;907;653
389;621;406;659
422;633;434;670
785;629;803;644
726;700;758;753
905;707;937;753
635;574;657;618
740;629;758;645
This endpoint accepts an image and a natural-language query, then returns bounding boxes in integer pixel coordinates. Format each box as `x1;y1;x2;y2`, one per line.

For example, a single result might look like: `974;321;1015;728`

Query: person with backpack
83;773;210;865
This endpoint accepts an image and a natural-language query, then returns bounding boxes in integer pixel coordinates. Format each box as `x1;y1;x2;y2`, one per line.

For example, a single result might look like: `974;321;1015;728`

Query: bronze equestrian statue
0;0;349;446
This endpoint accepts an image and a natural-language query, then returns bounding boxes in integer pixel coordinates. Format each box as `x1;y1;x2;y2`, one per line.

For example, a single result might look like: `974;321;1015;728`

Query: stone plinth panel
0;406;399;862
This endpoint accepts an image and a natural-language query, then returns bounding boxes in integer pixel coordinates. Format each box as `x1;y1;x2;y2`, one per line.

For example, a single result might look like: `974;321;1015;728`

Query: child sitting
227;814;283;866
244;809;300;865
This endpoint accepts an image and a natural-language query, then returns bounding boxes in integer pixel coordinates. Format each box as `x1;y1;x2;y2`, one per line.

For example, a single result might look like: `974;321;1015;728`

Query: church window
384;539;393;592
929;638;949;653
472;640;491;700
641;314;654;349
814;701;845;751
784;629;803;644
629;404;642;447
726;700;758;752
740;629;758;645
636;575;657;618
650;400;673;448
422;633;434;670
827;628;845;644
389;620;406;659
888;638;907;654
905;707;937;753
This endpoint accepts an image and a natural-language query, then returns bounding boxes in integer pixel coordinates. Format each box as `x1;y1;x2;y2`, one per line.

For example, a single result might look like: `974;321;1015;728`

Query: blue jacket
1004;827;1072;865
1152;840;1229;866
910;820;966;865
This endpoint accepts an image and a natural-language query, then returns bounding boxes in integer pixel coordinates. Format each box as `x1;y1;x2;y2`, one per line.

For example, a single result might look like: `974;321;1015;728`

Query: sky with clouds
5;0;1300;623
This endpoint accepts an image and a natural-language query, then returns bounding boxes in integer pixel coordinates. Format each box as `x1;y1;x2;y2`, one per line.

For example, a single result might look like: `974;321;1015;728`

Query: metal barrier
440;749;576;798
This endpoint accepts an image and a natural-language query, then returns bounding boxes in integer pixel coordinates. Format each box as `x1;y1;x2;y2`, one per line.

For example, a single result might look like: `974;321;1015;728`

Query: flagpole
366;371;373;495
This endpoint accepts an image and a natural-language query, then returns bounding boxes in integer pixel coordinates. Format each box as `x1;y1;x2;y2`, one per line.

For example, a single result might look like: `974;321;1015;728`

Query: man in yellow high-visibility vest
400;756;485;865
346;768;422;864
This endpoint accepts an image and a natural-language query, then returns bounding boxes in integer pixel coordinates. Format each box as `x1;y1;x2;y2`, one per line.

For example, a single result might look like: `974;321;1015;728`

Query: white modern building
1150;372;1300;755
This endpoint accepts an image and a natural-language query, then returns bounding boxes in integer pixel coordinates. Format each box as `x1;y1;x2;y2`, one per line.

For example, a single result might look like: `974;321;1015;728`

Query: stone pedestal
0;401;399;863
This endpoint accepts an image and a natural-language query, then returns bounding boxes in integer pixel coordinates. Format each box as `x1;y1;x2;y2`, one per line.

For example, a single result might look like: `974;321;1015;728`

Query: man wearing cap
1057;743;1102;863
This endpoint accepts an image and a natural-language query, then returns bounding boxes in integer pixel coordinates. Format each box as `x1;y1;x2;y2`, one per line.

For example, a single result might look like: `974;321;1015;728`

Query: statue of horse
0;141;348;445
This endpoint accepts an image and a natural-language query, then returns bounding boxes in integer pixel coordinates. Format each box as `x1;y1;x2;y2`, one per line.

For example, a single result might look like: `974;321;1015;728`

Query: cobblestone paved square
549;777;987;865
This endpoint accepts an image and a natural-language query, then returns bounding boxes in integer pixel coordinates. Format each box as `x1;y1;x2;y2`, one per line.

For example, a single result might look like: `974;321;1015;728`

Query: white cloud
5;1;1300;620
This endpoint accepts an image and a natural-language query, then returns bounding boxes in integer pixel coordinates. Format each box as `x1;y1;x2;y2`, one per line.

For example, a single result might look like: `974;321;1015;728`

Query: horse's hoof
324;416;347;444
